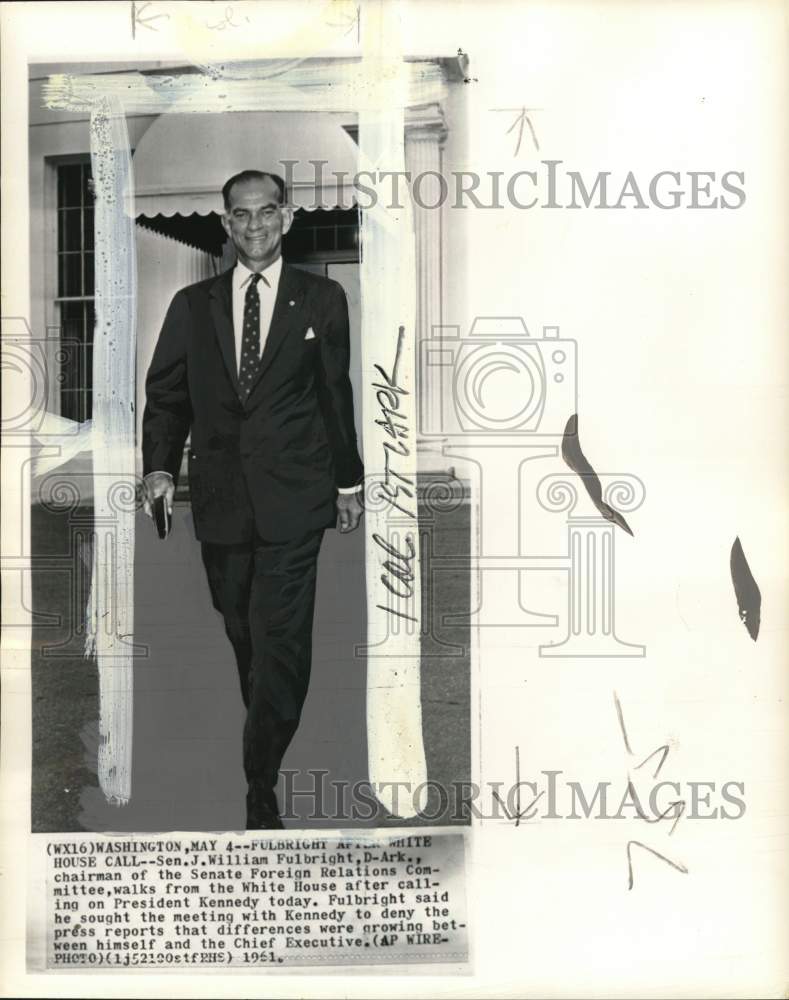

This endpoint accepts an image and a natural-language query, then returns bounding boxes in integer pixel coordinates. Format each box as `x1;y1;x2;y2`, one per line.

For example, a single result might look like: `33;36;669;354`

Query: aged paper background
2;0;788;996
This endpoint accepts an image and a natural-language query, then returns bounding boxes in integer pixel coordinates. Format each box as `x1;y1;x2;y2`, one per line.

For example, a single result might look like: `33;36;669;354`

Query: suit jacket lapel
208;269;241;398
246;263;304;397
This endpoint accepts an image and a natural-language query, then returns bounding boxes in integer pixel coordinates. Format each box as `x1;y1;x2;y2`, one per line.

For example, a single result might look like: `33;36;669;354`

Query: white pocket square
304;327;316;340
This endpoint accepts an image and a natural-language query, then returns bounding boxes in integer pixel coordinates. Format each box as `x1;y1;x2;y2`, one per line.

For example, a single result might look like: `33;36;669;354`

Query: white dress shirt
232;257;281;372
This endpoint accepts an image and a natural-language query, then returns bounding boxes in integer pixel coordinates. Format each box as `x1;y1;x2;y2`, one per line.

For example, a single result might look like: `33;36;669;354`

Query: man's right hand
142;471;174;519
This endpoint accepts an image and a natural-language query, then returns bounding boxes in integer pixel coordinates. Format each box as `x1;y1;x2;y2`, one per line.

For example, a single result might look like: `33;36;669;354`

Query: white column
405;105;448;472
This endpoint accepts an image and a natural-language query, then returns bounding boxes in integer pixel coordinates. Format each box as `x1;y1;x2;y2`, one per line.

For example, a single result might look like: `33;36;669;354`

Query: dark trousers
200;528;325;820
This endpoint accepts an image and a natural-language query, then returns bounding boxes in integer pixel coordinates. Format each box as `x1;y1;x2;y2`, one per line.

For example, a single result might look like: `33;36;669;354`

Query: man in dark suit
142;170;364;829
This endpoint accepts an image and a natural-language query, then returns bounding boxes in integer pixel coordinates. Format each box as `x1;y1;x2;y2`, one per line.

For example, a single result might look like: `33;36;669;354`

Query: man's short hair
222;170;287;209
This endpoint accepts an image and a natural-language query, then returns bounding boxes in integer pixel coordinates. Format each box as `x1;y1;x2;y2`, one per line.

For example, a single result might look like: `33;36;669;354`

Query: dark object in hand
153;496;171;539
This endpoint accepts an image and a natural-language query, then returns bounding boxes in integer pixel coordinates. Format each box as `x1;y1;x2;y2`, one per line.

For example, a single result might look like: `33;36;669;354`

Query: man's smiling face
221;176;293;272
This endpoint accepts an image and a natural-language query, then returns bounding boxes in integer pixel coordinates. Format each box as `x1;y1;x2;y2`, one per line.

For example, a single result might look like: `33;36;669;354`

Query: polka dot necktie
239;272;268;397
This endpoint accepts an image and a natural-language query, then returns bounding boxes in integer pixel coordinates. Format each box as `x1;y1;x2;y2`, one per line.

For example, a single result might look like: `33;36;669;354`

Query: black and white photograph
25;58;472;835
2;0;788;996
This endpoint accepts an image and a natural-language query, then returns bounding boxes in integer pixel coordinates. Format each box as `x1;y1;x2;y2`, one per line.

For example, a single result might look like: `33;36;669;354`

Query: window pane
85;301;96;339
59;326;83;356
60;390;78;422
59;300;84;325
58;209;83;252
58;302;93;422
82;303;94;420
315;226;335;251
81;164;93;205
337;225;358;251
284;228;313;256
56;164;94;422
84;206;94;250
84;254;94;296
57;165;82;208
59;324;85;399
58;254;82;297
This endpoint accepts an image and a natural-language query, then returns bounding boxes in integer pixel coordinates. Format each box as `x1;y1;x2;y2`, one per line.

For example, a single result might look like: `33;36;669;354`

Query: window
56;162;94;422
283;208;360;261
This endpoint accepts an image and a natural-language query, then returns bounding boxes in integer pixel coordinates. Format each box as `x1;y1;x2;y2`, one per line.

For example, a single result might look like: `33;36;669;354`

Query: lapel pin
289;300;295;307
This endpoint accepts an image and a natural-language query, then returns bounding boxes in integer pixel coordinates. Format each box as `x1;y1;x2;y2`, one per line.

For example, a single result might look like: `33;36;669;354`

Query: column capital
537;473;646;518
405;102;448;144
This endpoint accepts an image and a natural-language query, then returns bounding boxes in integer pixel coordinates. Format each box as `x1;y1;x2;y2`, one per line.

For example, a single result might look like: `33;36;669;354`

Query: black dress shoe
246;783;285;830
